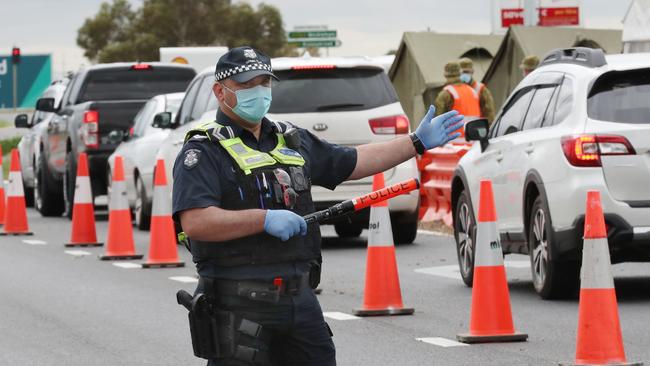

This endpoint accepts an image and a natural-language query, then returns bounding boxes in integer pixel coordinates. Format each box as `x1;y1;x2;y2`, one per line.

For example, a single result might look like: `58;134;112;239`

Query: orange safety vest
471;80;485;97
443;83;481;137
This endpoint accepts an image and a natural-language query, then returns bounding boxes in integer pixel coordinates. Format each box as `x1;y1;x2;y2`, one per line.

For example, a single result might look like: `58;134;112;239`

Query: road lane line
65;250;91;256
323;312;361;321
416;337;469;348
22;239;47;245
415;260;530;280
169;276;199;283
112;262;142;269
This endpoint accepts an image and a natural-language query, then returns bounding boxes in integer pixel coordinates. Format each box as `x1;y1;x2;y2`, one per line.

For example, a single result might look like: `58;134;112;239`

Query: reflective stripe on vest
472;81;485;96
184;121;305;175
443;84;481;117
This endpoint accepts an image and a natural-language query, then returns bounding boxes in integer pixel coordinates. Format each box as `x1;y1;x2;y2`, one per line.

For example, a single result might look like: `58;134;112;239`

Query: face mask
460;73;472;84
222;84;272;124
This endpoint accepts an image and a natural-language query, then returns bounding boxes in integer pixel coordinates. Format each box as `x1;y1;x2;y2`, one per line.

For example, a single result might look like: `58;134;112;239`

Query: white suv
452;48;650;299
158;58;420;243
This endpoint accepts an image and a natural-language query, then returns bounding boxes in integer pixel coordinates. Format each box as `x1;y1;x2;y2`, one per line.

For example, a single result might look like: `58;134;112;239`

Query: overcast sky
0;0;633;79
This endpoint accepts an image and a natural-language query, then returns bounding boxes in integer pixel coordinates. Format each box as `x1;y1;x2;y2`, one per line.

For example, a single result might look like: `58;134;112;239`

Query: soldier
520;55;540;77
458;57;496;124
434;61;481;135
172;46;465;365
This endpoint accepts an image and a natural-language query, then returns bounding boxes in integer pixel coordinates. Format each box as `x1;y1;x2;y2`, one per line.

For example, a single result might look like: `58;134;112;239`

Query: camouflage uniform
434;62;462;116
458;58;496;124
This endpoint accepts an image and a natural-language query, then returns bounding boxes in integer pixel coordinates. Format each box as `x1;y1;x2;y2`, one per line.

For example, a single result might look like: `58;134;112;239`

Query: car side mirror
14;114;30;128
465;118;490;152
108;130;126;144
152;112;173;129
35;98;56;112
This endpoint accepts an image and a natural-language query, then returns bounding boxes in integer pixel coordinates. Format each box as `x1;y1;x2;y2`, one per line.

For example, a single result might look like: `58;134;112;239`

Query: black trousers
205;285;336;366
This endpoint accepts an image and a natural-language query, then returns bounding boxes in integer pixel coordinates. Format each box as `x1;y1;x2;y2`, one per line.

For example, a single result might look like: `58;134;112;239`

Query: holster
177;289;268;363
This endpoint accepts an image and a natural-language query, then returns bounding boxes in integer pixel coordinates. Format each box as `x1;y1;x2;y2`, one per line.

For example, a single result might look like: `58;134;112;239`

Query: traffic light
12;47;20;65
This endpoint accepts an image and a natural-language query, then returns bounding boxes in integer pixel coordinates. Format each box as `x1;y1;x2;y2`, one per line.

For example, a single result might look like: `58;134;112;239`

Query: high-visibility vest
443;83;481;118
471;80;485;97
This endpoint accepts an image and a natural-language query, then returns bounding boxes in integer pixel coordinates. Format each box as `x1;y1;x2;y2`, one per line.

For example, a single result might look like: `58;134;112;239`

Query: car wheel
392;211;418;244
35;154;64;216
134;176;151;230
334;222;363;238
63;151;77;220
454;189;476;287
23;182;34;207
528;196;579;299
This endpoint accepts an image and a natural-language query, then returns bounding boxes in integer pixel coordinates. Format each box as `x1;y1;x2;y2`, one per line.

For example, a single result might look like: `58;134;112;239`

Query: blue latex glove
264;210;308;241
414;106;465;150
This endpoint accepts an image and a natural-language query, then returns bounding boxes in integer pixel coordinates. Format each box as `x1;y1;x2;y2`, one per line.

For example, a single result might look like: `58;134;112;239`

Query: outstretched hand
414;106;465;150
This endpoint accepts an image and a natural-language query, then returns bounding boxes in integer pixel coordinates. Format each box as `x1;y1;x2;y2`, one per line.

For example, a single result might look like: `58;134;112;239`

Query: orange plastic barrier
418;142;471;227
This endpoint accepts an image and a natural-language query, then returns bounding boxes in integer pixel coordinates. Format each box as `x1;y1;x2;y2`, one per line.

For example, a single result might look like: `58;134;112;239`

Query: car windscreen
78;67;196;102
269;67;398;114
588;69;650;124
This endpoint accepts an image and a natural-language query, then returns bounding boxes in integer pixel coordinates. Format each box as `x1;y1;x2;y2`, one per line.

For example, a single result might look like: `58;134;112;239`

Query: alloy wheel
457;202;474;277
531;208;549;292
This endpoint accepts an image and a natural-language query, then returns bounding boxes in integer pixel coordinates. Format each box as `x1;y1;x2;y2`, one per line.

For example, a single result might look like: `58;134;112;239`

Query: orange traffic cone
353;172;414;316
142;159;184;268
99;156;142;260
65;153;102;247
457;179;526;343
560;191;641;366
1;149;33;236
0;145;5;226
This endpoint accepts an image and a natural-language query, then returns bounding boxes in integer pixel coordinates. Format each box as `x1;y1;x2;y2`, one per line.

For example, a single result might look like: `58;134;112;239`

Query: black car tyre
134;176;151;231
528;196;579;299
454;189;476;287
392;210;418;244
24;182;34;207
63;151;77;220
35;154;64;216
334;222;363;238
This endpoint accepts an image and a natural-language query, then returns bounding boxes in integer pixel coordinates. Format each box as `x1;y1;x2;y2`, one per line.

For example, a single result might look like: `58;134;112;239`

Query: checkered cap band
215;61;273;81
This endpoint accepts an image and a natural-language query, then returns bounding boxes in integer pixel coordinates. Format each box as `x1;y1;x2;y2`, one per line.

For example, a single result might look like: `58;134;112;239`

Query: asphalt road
2;208;650;365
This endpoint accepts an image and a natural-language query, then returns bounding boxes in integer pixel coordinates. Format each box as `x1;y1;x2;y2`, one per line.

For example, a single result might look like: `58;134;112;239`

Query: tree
77;0;293;63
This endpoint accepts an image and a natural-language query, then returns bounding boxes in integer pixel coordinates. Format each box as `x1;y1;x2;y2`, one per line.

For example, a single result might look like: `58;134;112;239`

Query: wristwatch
409;132;426;155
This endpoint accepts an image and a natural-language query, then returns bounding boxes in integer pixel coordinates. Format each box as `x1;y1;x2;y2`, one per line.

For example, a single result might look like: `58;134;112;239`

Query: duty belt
199;274;310;303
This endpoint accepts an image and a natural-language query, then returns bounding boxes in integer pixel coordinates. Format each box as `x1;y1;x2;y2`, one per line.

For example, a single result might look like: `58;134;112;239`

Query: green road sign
288;30;337;39
287;40;340;48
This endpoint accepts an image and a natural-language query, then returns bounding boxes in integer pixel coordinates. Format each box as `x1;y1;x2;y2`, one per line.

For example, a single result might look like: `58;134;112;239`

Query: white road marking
112;262;142;269
416;337;469;348
22;239;47;245
65;250;91;256
415;260;530;280
323;312;361;321
169;276;199;283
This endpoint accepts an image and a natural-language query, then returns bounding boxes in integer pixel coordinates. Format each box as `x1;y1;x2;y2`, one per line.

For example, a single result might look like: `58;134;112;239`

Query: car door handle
525;144;534;154
496;152;504;162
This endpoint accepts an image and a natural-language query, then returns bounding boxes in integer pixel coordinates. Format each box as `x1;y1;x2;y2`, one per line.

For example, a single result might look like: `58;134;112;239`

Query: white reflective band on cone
73;176;93;204
151;185;172;216
473;221;504;267
581;237;615;289
7;172;24;197
367;206;394;247
109;181;129;210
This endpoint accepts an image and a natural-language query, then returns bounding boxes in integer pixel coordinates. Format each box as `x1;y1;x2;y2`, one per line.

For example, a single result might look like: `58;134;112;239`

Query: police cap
215;46;278;83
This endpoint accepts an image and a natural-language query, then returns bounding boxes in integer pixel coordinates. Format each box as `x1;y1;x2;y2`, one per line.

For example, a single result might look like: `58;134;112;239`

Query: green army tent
482;26;623;110
388;32;503;129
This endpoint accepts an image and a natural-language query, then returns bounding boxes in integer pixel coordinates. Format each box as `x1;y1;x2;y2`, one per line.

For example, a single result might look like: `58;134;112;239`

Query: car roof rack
540;47;607;68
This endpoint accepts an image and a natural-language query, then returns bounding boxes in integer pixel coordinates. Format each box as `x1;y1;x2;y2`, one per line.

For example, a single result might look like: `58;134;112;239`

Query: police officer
458;57;496;124
172;46;464;366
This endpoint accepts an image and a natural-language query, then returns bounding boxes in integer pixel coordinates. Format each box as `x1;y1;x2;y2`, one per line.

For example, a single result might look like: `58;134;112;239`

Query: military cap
444;61;461;78
459;57;474;73
215;46;278;83
519;55;540;71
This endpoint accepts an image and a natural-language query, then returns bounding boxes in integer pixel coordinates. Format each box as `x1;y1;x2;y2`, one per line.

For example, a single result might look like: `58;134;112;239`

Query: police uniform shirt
172;109;358;280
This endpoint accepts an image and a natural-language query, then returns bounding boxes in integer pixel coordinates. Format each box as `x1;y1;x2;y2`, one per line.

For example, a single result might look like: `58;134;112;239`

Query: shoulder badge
183;149;201;169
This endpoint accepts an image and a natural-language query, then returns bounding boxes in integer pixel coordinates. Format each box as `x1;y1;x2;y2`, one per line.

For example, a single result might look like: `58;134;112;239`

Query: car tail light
131;63;152;70
291;65;336;70
561;134;636;167
369;115;410;134
83;110;99;149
